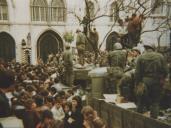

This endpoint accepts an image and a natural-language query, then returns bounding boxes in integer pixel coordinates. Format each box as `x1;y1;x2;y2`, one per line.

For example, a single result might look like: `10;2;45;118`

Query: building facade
0;0;170;64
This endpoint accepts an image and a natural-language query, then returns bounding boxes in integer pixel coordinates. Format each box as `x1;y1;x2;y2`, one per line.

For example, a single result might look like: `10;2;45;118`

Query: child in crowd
82;105;107;128
63;102;72;128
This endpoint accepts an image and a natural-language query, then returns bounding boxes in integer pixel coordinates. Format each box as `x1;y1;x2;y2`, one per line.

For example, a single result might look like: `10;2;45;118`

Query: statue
27;32;31;47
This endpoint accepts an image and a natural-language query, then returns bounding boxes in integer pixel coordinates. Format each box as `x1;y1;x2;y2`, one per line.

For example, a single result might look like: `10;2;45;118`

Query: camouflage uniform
63;46;73;87
135;49;168;118
107;46;127;94
119;69;135;101
119;48;141;101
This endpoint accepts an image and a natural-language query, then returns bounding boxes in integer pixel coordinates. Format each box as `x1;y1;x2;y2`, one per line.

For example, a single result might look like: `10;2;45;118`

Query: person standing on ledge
76;29;87;66
63;44;74;87
135;41;168;119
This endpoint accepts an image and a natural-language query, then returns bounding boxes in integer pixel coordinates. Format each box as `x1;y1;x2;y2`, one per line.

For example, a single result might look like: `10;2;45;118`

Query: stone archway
0;32;16;62
37;30;63;63
106;31;119;51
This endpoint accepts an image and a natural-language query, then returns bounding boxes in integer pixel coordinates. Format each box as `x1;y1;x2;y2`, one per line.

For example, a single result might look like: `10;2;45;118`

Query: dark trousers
64;69;74;87
136;77;162;119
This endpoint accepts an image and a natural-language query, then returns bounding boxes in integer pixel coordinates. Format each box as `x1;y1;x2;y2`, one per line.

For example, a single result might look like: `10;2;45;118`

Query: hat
0;69;15;89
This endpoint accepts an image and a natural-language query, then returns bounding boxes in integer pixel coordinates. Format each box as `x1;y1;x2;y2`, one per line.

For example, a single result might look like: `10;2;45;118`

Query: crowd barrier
92;98;171;128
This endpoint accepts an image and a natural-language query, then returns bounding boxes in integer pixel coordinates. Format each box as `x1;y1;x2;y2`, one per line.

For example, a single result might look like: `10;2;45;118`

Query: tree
63;31;74;43
69;0;171;56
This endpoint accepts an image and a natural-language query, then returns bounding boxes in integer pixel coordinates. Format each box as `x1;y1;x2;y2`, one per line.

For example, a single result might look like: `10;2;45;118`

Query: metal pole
170;28;171;55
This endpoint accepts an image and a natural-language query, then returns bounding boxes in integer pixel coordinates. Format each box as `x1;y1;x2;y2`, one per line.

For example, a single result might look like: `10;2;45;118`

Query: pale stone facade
0;0;170;64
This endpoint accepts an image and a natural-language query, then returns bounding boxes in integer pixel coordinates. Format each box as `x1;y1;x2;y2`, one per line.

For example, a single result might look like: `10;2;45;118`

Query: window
151;0;171;17
110;2;119;22
31;0;48;21
51;0;65;22
87;1;95;19
31;0;66;22
0;0;8;21
167;1;171;18
151;0;165;15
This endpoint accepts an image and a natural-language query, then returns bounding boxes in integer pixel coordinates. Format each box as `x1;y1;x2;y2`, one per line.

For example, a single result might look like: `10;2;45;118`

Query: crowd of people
0;49;107;128
0;14;171;126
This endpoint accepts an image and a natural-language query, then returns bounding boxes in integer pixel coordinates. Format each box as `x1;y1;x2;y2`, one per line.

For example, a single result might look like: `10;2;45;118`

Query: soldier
135;41;168;118
107;43;127;94
76;29;87;66
63;44;74;87
119;47;142;101
128;46;141;69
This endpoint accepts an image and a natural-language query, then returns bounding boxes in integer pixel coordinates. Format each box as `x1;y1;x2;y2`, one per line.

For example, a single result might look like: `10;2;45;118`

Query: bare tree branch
99;20;117;49
68;0;170;51
67;11;82;23
141;19;169;34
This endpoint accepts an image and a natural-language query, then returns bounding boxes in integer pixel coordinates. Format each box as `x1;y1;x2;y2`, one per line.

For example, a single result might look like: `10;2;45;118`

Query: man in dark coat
0;68;15;117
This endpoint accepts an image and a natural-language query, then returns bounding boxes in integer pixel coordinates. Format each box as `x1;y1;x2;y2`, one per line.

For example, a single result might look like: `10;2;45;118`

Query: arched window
0;0;8;20
31;0;48;21
86;1;95;19
0;32;16;62
51;0;65;22
37;30;63;63
110;2;119;22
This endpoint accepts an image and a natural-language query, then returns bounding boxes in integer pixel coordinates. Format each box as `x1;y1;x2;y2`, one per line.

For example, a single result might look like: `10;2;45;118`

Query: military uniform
76;30;87;65
119;69;135;101
107;44;127;94
119;47;141;101
108;50;127;68
135;48;168;118
63;46;73;87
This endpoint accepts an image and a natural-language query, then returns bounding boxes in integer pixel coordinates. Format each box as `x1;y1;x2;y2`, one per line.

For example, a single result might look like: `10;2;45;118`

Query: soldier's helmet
113;42;122;50
143;41;155;50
